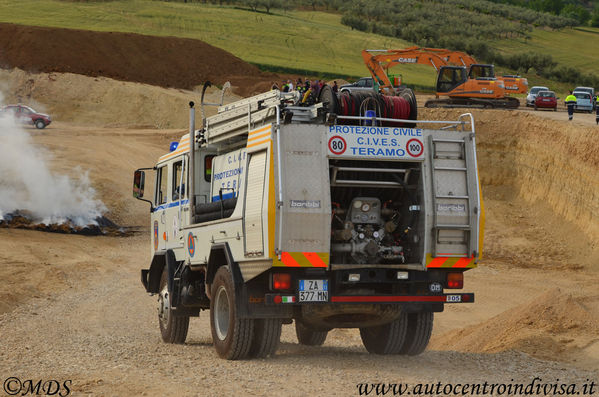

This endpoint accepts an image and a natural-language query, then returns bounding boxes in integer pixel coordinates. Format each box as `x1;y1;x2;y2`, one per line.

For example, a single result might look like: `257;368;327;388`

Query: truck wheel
249;318;282;358
359;315;407;354
295;320;328;346
210;266;254;360
158;267;189;344
398;312;434;355
35;119;46;129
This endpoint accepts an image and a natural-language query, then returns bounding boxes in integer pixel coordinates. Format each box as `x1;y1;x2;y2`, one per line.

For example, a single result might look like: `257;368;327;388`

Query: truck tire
295;320;328;346
398;312;434;355
35;119;46;129
158;267;189;344
210;266;254;360
359;314;408;354
249;318;282;358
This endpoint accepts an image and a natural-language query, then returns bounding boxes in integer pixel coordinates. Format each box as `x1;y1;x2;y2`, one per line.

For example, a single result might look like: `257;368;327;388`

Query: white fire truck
133;86;483;360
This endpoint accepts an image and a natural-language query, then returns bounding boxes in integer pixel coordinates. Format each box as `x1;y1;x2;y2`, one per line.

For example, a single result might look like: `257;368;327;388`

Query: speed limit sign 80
328;136;347;155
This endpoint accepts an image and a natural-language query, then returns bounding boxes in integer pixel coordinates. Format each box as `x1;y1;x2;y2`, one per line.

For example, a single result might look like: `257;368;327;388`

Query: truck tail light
446;272;463;289
272;273;291;290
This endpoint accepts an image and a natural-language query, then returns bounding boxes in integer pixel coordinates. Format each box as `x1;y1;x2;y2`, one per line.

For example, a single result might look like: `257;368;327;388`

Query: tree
263;0;281;13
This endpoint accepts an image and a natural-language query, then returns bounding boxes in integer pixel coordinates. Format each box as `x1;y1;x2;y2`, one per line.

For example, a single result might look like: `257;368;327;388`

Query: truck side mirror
133;170;145;198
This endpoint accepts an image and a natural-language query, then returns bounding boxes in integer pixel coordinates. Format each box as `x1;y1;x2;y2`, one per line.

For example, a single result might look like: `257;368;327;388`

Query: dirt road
1;117;598;395
0;243;596;396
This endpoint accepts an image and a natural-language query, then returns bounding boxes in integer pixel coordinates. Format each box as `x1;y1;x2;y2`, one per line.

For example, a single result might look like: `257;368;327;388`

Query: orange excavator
362;47;520;109
419;48;528;94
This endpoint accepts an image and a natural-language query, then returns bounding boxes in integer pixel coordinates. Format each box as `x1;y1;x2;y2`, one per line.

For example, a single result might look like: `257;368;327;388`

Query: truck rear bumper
264;292;474;305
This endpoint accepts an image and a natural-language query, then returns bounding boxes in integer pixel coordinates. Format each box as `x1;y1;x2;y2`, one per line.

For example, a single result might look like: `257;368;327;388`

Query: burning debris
0;210;131;236
1;97;112;234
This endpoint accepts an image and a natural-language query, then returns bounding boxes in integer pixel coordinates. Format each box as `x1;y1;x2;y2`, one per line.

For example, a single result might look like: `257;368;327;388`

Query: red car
0;104;52;128
534;90;557;111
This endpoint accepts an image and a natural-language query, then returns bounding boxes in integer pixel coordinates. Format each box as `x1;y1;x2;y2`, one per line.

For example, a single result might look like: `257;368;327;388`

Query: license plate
299;279;328;302
543;99;550;102
446;295;461;303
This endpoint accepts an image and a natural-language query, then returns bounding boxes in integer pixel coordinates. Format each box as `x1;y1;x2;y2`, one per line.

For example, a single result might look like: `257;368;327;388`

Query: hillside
0;0;475;89
0;23;279;96
0;1;596;87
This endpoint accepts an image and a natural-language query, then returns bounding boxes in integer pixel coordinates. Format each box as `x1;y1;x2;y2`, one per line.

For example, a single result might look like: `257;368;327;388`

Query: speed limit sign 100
406;139;424;157
328;136;347;155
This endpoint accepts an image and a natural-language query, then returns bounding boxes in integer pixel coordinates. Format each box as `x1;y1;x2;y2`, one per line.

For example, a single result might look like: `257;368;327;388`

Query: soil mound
431;288;599;363
0;23;276;96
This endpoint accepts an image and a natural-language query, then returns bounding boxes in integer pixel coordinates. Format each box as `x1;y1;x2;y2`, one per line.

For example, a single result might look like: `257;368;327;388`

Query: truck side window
172;160;186;201
205;155;215;182
156;165;168;205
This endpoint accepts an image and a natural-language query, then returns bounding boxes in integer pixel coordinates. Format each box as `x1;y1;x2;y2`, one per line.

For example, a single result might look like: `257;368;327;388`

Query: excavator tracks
424;97;520;109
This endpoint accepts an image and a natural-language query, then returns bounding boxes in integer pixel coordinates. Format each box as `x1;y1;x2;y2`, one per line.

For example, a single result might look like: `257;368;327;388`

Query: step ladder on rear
428;134;479;259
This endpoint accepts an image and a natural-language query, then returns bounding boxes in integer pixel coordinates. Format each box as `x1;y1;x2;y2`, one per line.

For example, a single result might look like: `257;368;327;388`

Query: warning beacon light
170;141;179;152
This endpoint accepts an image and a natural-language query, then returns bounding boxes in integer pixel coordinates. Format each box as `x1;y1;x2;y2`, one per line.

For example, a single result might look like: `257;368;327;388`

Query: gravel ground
1;235;597;397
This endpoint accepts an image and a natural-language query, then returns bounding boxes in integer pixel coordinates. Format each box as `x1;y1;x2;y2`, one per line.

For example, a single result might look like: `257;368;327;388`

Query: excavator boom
361;47;520;109
362;49;450;95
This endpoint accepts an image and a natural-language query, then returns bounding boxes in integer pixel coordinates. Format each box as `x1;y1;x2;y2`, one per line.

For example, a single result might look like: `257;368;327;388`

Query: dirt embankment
0;68;243;128
422;108;599;368
423;108;599;255
0;22;278;96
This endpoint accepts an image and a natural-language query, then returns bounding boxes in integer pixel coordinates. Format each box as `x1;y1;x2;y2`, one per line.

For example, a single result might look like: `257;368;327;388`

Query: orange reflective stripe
453;257;474;268
247;131;271;142
281;252;300;267
426;254;476;268
427;256;447;268
274;252;329;267
247;139;271;149
302;252;327;268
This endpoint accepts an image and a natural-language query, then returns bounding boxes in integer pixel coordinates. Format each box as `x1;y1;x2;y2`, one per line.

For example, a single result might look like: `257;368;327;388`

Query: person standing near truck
596;95;599;125
565;91;577;121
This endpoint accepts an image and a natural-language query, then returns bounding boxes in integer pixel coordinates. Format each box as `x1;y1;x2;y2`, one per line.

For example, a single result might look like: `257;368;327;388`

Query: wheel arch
206;243;243;289
143;250;179;293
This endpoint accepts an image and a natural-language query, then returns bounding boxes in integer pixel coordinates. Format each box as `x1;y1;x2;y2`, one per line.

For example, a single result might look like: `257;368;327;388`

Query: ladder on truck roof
204;90;298;145
428;134;479;258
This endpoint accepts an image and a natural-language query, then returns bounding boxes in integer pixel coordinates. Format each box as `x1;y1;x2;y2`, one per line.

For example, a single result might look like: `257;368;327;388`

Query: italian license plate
299;279;328;302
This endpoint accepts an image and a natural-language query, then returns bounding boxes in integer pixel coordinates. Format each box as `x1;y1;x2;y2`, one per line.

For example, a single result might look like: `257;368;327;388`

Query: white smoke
0;100;106;226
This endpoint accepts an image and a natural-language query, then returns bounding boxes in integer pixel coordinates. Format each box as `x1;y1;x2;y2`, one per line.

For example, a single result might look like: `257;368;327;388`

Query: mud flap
142;251;166;293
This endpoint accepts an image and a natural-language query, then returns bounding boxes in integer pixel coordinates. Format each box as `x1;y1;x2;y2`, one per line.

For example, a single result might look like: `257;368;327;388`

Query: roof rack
204;90;298;145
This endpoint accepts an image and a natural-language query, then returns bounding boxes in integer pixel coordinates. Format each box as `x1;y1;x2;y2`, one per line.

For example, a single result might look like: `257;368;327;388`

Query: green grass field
491;27;599;72
0;0;592;92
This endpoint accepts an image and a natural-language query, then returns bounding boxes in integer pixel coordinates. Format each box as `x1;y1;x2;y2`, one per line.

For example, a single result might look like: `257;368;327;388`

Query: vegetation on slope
487;0;599;26
2;0;596;91
338;0;599;88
